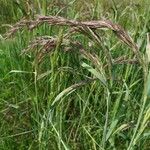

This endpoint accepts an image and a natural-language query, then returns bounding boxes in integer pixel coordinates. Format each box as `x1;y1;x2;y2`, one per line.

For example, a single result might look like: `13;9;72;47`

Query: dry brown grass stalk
4;15;145;74
21;35;139;67
5;15;138;50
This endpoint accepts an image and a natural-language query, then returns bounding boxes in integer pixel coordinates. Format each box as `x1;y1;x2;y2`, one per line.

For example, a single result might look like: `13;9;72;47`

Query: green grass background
0;0;150;149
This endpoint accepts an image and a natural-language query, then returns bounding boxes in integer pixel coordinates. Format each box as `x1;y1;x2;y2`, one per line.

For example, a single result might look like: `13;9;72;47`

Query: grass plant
0;0;150;149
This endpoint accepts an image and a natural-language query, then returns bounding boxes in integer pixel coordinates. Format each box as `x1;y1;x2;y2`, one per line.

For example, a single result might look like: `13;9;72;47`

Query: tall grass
0;0;150;149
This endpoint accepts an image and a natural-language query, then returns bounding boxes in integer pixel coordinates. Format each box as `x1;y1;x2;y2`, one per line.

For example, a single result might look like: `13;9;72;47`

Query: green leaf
52;78;96;107
52;86;75;106
37;70;52;80
81;62;107;86
106;119;118;140
146;33;150;62
146;70;150;97
9;70;34;74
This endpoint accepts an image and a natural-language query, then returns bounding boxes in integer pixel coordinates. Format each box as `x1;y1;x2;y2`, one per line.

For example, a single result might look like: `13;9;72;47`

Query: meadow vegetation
0;0;150;149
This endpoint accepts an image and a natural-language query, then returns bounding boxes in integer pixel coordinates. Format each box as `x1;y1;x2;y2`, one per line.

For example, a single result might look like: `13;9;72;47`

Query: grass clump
0;0;150;150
